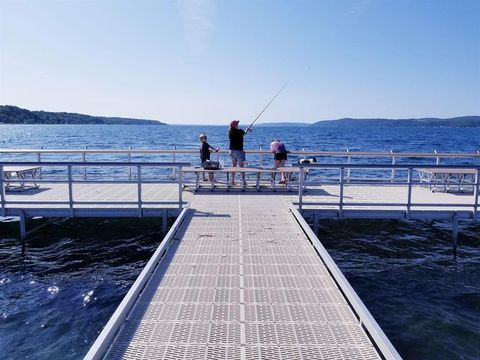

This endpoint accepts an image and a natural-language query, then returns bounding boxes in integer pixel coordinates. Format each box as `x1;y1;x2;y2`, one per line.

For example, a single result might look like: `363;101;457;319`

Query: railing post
172;146;177;180
83;146;88;180
474;169;479;218
346;149;351;182
68;165;74;213
178;166;183;210
298;166;304;212
339;167;345;218
0;165;5;216
390;150;396;182
259;147;263;167
137;166;142;217
128;146;132;180
406;167;413;218
434;150;440;165
37;146;43;179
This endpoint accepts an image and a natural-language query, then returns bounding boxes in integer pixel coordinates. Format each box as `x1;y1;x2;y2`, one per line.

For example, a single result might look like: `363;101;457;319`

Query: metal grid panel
105;194;381;359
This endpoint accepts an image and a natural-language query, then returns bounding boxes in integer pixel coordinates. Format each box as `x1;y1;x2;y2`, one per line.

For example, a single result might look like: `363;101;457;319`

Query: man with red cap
228;120;252;186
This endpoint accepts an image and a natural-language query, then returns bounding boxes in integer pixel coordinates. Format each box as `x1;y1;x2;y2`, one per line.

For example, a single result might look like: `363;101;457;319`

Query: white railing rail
0;161;190;214
2;148;479;182
296;163;480;217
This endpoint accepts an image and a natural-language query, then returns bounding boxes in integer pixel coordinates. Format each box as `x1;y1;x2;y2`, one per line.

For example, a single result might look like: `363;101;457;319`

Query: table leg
18;172;25;190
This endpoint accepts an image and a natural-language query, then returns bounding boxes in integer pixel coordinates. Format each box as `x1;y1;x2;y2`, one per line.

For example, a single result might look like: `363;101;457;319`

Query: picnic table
417;167;477;192
182;166;299;191
2;166;42;191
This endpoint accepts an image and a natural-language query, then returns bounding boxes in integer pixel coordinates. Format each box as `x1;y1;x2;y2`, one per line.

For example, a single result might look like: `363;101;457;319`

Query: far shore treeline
0;105;165;125
1;105;479;127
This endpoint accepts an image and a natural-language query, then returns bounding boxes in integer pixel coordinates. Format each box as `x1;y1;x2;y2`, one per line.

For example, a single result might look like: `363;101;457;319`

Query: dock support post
406;168;413;219
172;146;177;180
68;165;74;217
128;147;132;180
298;167;303;213
0;165;5;217
452;212;458;259
339;167;344;218
313;212;319;236
163;209;168;234
20;211;27;255
346;149;351;182
474;169;479;219
137;166;142;217
83;146;88;180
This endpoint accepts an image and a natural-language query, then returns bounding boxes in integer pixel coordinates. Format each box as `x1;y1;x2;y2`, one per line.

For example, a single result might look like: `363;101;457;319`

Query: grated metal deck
102;194;383;359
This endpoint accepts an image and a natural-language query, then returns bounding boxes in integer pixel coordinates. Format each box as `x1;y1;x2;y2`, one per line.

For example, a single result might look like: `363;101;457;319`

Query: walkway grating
101;194;384;359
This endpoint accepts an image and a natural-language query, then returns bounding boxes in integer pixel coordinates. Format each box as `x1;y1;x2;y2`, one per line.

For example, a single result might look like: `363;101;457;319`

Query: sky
0;0;479;124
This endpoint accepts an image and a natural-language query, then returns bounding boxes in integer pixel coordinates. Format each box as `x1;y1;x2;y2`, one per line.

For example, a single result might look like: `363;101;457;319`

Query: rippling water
318;219;480;360
1;124;480;359
0;218;164;359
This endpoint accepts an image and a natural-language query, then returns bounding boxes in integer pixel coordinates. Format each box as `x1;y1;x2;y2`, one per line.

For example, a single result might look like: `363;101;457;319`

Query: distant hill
0;105;166;125
313;116;480;127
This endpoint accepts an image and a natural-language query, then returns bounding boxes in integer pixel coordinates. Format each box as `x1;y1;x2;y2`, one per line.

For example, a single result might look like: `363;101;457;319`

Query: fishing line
247;81;289;130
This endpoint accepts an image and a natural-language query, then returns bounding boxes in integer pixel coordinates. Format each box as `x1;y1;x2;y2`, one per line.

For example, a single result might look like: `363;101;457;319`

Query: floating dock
85;193;399;359
2;150;479;360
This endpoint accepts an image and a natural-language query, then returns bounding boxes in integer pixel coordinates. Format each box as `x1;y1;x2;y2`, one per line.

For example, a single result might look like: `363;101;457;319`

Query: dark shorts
274;152;287;161
230;150;246;162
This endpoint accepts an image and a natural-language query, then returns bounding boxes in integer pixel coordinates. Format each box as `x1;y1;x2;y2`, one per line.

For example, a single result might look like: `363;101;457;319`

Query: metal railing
0;161;190;215
296;163;480;217
1;148;479;181
290;205;402;359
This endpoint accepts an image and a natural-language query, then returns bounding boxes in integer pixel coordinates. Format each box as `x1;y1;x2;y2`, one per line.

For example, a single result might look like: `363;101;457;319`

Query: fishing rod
247;81;289;130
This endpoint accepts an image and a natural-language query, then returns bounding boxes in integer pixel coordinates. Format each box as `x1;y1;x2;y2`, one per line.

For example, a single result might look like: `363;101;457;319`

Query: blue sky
0;0;479;124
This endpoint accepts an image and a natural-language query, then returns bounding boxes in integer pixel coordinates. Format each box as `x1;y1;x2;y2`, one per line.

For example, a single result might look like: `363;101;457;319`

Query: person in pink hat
228;120;252;186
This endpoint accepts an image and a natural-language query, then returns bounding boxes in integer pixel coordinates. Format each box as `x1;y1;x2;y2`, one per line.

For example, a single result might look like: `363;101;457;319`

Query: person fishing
229;120;251;186
270;139;289;184
199;133;219;182
228;81;288;187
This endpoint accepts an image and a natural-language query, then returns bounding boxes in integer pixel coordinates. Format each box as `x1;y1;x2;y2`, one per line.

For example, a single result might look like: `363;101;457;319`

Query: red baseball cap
230;120;240;128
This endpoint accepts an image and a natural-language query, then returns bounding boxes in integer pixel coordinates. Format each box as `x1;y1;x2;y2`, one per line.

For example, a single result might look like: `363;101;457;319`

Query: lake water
0;124;479;359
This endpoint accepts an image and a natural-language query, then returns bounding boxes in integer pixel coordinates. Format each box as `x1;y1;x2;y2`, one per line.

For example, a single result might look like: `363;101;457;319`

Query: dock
86;193;398;359
1;149;480;359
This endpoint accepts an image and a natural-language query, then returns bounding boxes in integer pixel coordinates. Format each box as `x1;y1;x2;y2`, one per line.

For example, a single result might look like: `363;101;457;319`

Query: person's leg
239;151;246;183
238;160;245;183
280;159;286;182
231;159;237;185
273;159;280;183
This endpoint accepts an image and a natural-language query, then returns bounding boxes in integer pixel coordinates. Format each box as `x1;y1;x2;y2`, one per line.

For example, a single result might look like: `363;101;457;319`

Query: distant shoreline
1;105;479;127
0;105;166;125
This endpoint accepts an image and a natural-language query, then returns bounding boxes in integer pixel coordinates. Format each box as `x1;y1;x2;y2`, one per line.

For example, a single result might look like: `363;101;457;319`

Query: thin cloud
176;0;216;55
349;0;373;16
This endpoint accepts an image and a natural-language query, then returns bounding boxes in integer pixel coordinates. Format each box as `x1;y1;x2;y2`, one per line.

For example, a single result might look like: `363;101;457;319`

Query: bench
417;168;477;192
2;166;42;191
182;166;299;191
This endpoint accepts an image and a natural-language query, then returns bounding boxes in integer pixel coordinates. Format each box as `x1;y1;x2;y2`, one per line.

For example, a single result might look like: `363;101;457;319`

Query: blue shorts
229;150;246;162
